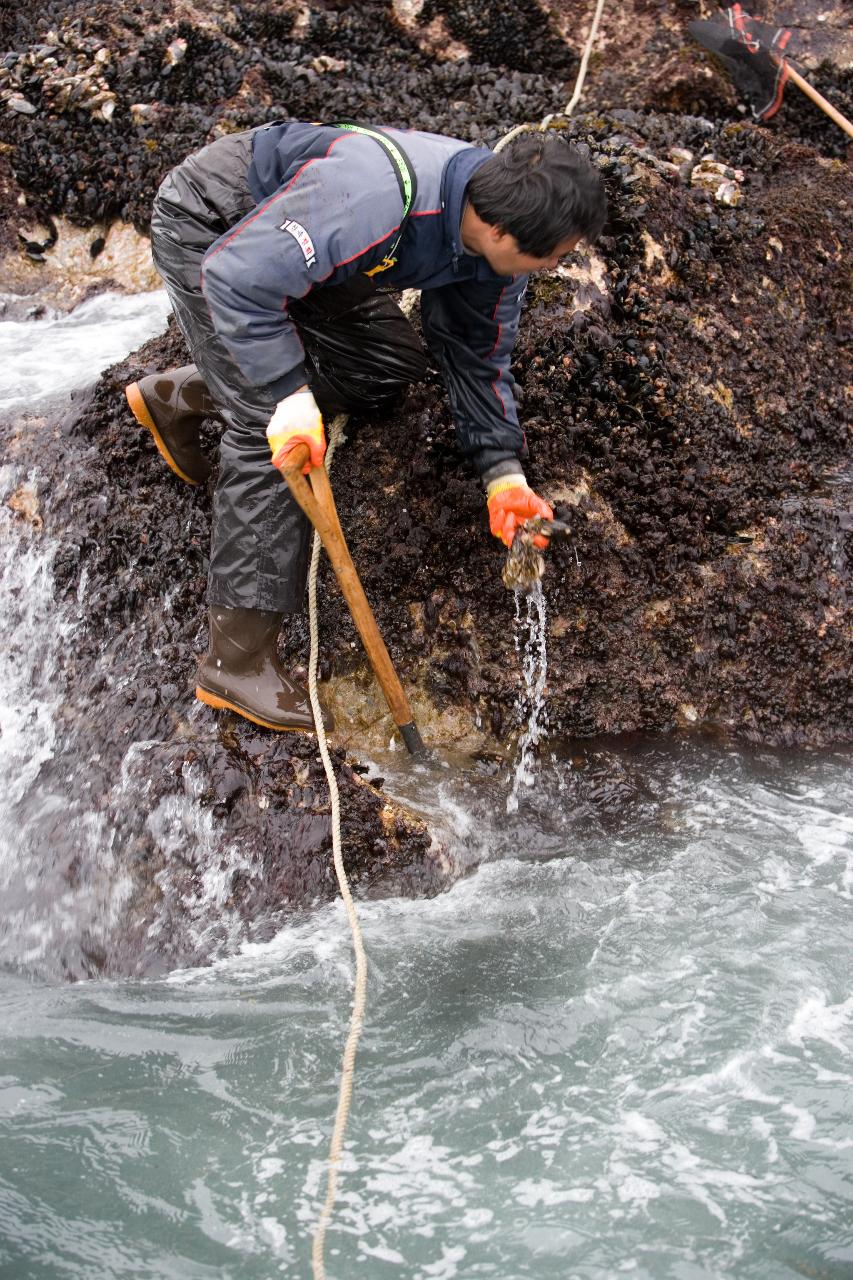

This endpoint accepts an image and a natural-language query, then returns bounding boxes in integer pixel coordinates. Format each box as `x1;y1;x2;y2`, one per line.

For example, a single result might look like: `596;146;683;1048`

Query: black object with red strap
689;4;792;121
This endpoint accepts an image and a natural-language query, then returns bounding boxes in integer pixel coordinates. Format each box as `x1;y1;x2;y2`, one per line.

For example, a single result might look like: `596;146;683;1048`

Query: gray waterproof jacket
201;122;529;479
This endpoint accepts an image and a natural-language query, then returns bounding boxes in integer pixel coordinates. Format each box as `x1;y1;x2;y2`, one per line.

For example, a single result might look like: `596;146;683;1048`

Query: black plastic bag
291;276;428;416
689;4;793;121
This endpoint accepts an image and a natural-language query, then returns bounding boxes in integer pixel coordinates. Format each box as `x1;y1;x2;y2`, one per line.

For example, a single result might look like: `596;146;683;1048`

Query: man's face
481;231;583;276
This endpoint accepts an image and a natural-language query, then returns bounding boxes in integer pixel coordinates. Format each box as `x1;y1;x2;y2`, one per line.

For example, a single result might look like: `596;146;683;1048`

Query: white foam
359;1241;406;1264
750;1116;779;1163
787;992;853;1056
0;478;135;966
512;1178;595;1206
620;1111;668;1145
0;486;62;807
781;1103;816;1141
0;289;171;412
796;815;853;866
417;1244;466;1279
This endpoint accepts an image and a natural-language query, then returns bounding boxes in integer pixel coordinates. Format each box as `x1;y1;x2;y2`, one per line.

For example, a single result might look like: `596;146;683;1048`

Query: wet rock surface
3;321;453;981
0;217;160;311
1;1;851;976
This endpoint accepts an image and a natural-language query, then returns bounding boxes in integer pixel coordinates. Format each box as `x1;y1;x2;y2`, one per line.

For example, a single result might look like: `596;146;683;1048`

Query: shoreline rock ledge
1;0;851;977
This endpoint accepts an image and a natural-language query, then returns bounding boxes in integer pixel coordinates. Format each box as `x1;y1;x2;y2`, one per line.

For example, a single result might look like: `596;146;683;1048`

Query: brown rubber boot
125;364;215;485
195;606;333;733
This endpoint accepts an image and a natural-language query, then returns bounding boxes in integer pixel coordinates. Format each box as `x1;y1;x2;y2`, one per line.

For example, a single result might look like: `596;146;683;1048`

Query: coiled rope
494;0;607;152
307;3;607;1269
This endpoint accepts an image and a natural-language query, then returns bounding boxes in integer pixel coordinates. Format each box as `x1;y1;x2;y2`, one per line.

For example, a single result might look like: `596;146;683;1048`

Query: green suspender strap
334;122;418;277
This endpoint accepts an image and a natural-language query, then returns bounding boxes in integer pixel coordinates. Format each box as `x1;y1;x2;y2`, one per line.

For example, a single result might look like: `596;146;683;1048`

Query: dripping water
506;580;549;814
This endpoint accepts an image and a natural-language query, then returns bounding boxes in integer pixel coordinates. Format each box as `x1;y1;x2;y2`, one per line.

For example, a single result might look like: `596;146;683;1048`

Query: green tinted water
2;742;851;1279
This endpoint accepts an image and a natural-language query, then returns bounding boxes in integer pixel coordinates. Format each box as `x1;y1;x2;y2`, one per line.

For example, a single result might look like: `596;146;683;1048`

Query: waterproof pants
150;129;428;612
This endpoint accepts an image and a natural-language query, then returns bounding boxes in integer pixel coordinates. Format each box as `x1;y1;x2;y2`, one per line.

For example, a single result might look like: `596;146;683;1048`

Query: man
127;122;607;733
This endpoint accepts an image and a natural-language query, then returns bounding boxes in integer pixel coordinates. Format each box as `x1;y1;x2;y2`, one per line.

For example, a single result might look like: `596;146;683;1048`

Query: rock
0;217;160;311
8;96;36;115
714;179;741;207
311;54;346;74
7;484;43;530
163;38;187;68
690;158;745;205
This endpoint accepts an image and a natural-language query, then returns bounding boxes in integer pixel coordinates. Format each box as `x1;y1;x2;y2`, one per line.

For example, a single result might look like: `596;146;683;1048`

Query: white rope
494;0;607;151
307;290;420;1275
307;412;368;1280
556;0;607;121
303;0;607;1246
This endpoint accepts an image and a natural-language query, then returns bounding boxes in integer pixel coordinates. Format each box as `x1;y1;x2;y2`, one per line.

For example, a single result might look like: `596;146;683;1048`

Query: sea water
0;296;851;1280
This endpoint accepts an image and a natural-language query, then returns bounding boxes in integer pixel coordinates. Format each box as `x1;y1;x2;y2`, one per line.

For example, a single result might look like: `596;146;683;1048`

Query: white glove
267;389;326;474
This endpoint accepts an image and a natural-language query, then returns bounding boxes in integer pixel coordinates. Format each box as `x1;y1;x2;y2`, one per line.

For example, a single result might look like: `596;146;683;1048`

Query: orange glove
267;389;326;475
487;475;554;549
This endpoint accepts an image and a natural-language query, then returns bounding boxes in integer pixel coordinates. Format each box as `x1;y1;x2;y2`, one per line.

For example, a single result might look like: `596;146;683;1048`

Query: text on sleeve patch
279;218;316;267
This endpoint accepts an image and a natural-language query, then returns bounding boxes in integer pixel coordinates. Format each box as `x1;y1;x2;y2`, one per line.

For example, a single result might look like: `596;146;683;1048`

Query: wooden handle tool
784;63;853;140
282;443;427;757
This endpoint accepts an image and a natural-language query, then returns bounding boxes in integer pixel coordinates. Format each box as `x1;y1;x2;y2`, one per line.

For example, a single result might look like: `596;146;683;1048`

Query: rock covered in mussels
2;1;850;753
0;1;851;980
37;104;853;756
1;0;849;241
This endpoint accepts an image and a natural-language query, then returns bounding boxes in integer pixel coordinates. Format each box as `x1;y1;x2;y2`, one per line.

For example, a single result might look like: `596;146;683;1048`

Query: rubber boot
125;364;215;485
195;606;333;733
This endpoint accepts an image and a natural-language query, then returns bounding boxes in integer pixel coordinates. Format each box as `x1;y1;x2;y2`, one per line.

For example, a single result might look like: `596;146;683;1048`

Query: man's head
462;133;607;275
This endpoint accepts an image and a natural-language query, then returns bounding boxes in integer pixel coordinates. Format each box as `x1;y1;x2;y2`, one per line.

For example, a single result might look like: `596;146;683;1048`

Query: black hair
467;133;607;256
